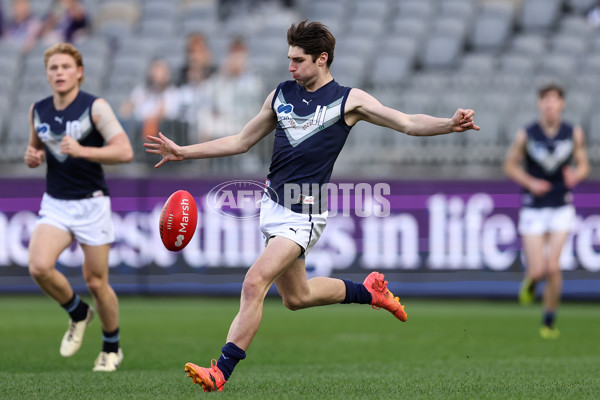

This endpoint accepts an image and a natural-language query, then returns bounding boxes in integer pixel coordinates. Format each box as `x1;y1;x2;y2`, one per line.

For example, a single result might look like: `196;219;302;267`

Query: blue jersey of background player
24;42;133;371
145;20;480;392
522;120;574;208
33;90;110;199
503;84;590;339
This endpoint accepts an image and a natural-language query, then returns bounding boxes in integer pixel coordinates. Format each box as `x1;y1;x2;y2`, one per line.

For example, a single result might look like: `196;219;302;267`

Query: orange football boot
363;272;407;322
185;360;227;392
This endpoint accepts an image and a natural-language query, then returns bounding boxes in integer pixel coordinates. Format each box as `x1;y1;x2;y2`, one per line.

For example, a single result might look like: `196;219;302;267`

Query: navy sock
341;279;372;304
102;328;120;353
543;311;555;328
216;342;246;381
60;294;89;322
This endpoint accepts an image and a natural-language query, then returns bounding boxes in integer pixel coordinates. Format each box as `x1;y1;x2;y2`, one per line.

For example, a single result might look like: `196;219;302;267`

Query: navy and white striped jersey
522;121;574;208
33;91;109;199
267;80;352;213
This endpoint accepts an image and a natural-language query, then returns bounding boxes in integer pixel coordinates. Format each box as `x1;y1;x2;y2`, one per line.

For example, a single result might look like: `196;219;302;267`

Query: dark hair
287;20;335;68
538;83;565;99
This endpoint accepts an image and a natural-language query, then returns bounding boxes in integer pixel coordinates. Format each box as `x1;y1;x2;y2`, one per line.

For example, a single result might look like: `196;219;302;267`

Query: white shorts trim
518;205;576;236
36;193;115;246
259;197;327;258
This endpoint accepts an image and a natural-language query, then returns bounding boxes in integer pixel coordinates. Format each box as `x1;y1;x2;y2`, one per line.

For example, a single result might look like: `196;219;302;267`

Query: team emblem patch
277;103;294;114
36;123;51;141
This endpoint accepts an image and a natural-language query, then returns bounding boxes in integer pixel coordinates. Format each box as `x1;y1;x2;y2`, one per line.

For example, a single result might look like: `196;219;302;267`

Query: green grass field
1;296;599;399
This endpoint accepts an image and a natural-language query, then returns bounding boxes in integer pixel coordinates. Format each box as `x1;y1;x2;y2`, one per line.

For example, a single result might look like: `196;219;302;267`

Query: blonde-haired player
25;42;133;370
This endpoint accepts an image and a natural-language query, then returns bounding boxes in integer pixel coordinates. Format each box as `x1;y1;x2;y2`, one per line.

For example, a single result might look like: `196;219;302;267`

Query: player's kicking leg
185;237;302;392
185;360;227;392
184;237;408;391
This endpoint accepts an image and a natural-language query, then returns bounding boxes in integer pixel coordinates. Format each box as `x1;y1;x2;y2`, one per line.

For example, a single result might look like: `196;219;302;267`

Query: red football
159;190;198;251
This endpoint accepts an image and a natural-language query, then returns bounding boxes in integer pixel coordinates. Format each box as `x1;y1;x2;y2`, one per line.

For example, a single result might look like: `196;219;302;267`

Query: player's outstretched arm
24;104;45;168
344;88;480;136
144;90;278;168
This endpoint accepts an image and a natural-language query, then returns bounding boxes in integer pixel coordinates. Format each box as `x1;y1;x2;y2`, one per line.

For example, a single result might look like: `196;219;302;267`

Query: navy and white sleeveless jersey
522;121;574;208
267;80;352;213
33;91;109;199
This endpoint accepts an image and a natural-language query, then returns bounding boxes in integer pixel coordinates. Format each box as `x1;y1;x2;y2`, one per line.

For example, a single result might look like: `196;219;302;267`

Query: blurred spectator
40;0;88;45
120;59;180;142
197;36;263;141
4;0;43;52
177;60;212;142
178;32;215;86
587;1;600;28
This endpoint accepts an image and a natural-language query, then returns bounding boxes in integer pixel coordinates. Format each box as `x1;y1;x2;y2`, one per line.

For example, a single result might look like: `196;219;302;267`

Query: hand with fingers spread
144;132;184;168
451;109;480;132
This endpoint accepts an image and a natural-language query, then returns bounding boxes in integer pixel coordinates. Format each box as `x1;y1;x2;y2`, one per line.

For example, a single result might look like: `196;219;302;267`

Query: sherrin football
159;190;198;251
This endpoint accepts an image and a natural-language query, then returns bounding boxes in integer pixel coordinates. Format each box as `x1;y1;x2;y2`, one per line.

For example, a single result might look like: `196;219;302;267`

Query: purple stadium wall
1;177;599;298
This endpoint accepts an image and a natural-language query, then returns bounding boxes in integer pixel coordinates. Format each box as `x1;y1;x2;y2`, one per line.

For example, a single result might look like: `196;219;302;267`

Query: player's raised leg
275;262;406;322
81;243;122;371
186;236;302;392
28;223;94;357
275;259;346;310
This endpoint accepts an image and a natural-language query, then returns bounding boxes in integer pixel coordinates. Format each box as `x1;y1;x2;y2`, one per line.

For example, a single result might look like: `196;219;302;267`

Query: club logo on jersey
33;106;93;163
277;103;294;114
36;123;51;141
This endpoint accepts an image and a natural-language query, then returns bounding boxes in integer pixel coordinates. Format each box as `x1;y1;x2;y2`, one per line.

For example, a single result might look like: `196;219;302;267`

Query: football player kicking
145;20;479;391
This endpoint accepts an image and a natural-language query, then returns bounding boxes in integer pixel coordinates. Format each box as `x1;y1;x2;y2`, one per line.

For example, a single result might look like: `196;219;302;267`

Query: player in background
503;84;590;339
24;42;133;370
145;20;479;392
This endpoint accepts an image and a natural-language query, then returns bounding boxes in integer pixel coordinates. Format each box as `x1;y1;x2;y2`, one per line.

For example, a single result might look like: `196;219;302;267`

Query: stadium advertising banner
1;178;599;298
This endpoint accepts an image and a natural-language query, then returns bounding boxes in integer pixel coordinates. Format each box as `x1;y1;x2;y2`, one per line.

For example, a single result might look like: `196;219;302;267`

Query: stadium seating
469;4;514;52
1;0;599;177
420;34;463;70
519;0;563;32
369;53;414;88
